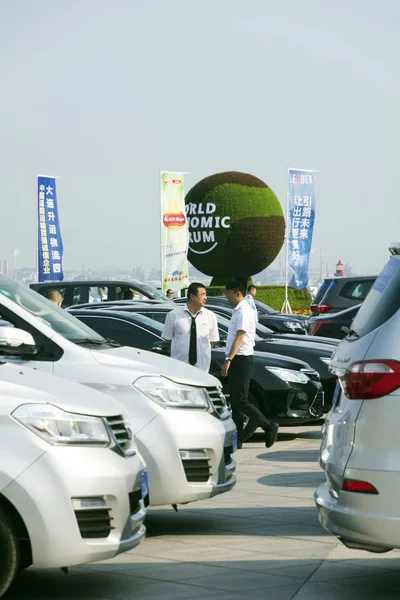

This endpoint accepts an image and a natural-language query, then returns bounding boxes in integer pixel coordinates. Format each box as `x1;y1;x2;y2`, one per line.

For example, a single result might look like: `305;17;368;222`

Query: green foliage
186;171;285;279
206;285;312;312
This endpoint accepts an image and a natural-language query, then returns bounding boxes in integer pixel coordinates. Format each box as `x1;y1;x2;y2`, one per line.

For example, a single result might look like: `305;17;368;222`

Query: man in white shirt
222;276;279;449
162;282;219;372
245;285;258;323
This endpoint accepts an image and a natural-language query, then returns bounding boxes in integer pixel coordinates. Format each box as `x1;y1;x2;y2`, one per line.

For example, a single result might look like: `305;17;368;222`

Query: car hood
261;313;307;322
0;363;125;417
90;346;221;388
211;347;311;370
255;337;334;355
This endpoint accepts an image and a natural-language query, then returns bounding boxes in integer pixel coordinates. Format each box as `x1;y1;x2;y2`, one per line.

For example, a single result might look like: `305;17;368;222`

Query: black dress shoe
265;422;279;448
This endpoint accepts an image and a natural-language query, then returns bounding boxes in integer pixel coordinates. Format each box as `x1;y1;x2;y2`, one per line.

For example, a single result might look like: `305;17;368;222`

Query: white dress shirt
226;299;256;356
162;305;219;372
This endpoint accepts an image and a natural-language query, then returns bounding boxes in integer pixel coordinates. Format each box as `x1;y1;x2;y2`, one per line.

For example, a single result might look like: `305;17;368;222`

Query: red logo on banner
163;212;186;229
172;179;181;184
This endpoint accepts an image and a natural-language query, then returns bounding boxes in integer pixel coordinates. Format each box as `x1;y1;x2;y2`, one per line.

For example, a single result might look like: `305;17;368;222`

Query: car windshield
0;276;107;343
138;283;170;302
254;299;277;315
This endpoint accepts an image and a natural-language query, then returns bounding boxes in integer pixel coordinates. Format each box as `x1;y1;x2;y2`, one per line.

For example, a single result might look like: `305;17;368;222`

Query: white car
0;275;237;507
315;243;400;552
0;362;146;598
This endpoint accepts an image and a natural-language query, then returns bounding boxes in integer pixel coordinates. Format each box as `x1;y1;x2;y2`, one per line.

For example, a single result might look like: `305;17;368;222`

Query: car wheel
240;392;261;442
0;506;20;597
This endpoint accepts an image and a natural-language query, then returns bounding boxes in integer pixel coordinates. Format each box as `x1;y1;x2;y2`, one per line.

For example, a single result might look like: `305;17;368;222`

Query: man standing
221;277;279;449
245;285;258;322
162;282;219;372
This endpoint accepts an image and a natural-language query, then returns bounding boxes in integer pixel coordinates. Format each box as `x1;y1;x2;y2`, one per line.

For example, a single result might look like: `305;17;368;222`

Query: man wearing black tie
162;282;219;372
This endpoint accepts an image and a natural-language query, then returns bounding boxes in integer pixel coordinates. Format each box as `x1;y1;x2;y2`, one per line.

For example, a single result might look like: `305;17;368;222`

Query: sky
1;0;399;277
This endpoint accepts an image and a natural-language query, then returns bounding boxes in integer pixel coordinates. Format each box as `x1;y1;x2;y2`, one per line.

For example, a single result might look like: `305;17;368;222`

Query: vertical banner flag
160;172;189;293
288;169;316;289
37;176;64;282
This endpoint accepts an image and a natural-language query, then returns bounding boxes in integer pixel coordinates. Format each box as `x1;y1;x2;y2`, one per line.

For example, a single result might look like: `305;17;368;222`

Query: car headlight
266;367;310;384
284;321;303;330
134;376;209;409
12;404;110;446
319;357;331;365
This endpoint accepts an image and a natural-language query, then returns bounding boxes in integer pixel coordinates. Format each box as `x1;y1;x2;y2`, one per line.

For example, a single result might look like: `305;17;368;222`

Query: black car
307;304;361;339
70;309;324;440
311;276;376;316
174;296;308;335
30;279;172;307
77;303;335;410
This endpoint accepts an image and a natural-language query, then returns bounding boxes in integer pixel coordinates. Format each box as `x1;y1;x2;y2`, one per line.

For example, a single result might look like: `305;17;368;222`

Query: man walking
162;282;219;372
221;277;279;449
245;284;258;322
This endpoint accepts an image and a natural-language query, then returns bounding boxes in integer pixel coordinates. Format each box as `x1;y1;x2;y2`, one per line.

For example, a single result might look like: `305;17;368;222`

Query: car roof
31;279;149;287
70;309;164;331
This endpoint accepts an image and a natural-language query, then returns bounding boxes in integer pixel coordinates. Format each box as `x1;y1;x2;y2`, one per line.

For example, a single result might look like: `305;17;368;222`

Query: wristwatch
225;357;232;362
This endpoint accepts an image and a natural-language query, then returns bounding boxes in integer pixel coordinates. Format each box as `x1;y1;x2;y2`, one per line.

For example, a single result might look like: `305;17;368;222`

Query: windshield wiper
346;329;359;339
73;338;121;347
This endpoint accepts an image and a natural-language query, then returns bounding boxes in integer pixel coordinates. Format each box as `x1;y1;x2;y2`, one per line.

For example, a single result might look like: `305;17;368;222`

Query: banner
160;172;189;293
37;176;64;282
287;169;316;289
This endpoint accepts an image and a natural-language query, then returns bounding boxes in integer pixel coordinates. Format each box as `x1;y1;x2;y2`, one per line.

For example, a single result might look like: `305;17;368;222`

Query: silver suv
315;243;400;553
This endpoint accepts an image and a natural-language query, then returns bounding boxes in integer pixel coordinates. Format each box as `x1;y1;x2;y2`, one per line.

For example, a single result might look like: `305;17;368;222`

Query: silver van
315;243;400;552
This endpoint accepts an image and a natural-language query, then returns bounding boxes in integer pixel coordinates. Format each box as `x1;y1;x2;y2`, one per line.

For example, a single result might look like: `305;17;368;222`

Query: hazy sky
1;0;399;276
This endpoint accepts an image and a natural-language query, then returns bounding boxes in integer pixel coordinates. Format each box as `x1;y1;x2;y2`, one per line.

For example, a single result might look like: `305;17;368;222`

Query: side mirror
151;341;170;356
341;326;350;335
0;328;37;355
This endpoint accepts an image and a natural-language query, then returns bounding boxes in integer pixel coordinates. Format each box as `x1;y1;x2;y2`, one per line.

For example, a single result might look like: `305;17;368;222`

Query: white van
0;362;146;598
0;276;236;507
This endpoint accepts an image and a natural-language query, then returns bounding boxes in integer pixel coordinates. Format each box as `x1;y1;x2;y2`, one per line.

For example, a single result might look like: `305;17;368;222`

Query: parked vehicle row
0;275;237;596
310;275;376;315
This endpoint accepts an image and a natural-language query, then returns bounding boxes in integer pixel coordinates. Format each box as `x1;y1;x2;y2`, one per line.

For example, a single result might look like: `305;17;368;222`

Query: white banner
160;172;190;293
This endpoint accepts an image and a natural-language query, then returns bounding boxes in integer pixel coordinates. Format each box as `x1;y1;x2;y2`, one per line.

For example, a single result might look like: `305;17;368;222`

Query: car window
339;280;375;301
146;312;167;324
313;280;331;305
350;259;400;338
88;286;109;304
77;316;160;349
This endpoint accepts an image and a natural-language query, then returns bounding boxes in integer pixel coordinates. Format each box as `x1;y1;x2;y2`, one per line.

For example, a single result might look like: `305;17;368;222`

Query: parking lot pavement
7;424;400;599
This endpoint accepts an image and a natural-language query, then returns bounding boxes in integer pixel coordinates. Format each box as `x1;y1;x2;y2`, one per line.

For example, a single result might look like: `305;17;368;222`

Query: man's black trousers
228;355;271;442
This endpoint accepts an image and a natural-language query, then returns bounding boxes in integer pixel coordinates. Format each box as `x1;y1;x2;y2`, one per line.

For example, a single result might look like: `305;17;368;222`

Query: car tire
240;392;261;442
0;506;20;597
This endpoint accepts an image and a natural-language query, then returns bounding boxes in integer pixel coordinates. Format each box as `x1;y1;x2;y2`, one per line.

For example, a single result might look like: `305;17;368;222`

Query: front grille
182;458;211;482
129;490;142;515
105;415;132;453
224;445;233;465
75;508;114;539
207;388;231;419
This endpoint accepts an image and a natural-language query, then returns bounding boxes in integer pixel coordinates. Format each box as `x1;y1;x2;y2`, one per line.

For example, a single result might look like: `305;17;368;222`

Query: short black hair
247;284;256;293
187;282;206;300
46;289;62;302
226;277;247;296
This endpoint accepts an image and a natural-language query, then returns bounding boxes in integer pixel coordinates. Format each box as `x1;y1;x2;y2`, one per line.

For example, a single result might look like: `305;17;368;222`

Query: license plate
141;471;149;499
232;431;238;453
332;382;341;407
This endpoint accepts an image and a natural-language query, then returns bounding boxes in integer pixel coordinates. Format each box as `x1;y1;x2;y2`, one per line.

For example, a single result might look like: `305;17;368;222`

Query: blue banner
287;169;316;289
37;176;64;282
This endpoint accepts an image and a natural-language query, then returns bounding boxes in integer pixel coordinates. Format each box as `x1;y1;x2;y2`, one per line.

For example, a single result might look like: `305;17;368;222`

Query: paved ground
7;425;400;599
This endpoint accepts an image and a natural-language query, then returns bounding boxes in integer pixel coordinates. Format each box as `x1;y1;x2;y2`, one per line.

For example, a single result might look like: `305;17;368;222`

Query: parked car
0;362;146;598
307;304;361;339
30;280;172;308
315;243;400;553
88;303;336;410
69;309;325;441
0;275;236;508
174;296;308;334
310;278;332;314
311;275;376;316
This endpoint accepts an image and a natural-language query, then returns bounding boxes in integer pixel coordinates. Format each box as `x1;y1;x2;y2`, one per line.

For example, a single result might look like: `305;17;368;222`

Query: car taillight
310;304;319;313
342;479;379;494
341;360;400;400
309;319;332;336
317;304;332;314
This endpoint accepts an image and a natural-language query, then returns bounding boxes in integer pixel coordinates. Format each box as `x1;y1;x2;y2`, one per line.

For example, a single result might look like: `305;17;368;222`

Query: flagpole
281;170;292;313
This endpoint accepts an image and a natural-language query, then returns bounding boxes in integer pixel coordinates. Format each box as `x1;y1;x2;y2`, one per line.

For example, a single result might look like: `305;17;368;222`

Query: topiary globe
185;171;285;283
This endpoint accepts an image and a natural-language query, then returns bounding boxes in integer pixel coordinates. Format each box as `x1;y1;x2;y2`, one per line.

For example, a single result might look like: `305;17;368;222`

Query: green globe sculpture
185;171;285;283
